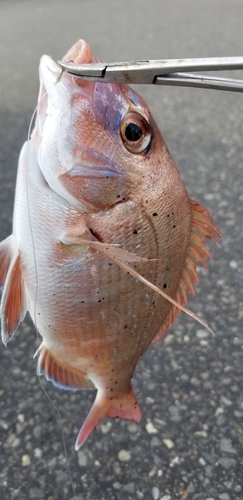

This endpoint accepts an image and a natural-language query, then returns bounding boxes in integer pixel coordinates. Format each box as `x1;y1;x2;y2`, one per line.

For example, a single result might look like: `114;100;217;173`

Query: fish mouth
38;55;61;95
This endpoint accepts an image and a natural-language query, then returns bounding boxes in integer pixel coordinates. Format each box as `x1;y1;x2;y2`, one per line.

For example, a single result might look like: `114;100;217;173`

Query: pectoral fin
62;228;215;334
61;232;151;263
73;237;214;334
0;236;14;288
1;252;27;344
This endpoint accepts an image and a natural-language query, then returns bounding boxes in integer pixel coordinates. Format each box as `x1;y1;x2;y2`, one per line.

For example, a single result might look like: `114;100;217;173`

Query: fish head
32;39;183;213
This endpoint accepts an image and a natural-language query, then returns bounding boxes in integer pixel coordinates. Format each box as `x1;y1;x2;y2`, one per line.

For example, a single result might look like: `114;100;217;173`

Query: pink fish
0;40;220;449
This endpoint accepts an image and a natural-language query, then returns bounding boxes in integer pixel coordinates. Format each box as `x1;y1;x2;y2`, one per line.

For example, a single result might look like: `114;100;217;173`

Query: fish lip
39;40;97;95
39;55;62;93
38;54;91;98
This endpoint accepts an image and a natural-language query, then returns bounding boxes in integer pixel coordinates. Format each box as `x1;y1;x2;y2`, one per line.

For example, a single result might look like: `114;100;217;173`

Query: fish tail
75;385;141;450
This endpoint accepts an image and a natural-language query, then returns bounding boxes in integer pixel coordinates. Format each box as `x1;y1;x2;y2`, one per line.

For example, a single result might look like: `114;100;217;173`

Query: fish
0;39;220;450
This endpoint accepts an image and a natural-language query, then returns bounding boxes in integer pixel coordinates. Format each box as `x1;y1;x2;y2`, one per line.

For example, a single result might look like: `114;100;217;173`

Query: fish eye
120;111;152;154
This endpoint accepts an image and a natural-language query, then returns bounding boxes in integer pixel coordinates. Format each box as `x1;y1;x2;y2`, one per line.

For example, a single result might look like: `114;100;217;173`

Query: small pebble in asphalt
148;466;157;477
187;482;195;493
113;482;122;490
163;439;174;449
150;436;161;447
196;329;209;339
33;447;42;458
21;454;31;467
220;437;237;454
152;486;160;499
220;395;233;407
124;482;135;493
219;494;230;500
100;421;112;434
127;422;138;433
118;449;131;461
29;487;44;499
218;457;237;470
146;421;158;434
77;450;88;467
199;457;206;466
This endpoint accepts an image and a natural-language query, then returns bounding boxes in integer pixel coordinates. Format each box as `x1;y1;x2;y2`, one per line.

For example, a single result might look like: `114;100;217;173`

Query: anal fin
75;385;141;450
1;252;27;344
36;344;95;391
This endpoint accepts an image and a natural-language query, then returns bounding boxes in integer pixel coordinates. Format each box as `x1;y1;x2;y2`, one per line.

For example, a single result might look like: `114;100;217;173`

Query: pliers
58;56;243;92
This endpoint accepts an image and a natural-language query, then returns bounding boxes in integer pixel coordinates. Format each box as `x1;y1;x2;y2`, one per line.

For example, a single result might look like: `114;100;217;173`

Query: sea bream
0;40;220;449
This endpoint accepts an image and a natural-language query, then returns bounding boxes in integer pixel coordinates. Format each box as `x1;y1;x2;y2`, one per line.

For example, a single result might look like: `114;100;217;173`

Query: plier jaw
57;57;243;92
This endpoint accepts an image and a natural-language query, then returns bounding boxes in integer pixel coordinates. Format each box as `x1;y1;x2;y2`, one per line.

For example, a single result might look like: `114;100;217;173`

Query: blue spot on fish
114;113;122;134
128;89;139;106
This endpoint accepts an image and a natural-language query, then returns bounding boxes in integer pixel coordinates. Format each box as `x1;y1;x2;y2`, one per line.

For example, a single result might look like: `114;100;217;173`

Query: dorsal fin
1;252;27;344
152;199;221;343
35;344;95;391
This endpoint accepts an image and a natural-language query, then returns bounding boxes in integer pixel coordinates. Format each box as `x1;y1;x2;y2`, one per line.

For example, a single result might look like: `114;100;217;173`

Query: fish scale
0;39;220;449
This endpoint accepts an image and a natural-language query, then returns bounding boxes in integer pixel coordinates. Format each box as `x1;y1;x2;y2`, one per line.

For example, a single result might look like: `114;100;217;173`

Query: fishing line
25;72;76;497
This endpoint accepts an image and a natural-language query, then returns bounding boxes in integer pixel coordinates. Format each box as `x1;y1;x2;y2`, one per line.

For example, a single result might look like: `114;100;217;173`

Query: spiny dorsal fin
152;199;221;343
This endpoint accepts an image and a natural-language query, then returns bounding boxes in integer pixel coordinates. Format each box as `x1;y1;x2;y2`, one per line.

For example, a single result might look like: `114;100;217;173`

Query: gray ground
0;0;243;499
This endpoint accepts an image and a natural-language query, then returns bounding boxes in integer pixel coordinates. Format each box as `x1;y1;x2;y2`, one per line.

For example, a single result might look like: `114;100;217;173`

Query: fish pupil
125;123;142;142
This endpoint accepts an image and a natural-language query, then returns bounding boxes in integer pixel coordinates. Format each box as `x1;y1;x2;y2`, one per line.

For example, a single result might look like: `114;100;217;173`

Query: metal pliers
58;56;243;92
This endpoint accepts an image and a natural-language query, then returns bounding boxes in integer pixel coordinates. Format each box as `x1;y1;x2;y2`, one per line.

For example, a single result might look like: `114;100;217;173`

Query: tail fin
75;386;141;450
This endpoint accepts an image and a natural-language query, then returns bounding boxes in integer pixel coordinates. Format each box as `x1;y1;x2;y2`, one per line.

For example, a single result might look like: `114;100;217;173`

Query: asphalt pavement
0;1;243;499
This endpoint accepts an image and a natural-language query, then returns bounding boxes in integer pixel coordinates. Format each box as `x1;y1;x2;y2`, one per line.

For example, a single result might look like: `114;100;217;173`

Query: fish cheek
59;171;127;212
